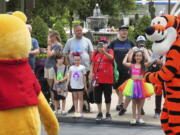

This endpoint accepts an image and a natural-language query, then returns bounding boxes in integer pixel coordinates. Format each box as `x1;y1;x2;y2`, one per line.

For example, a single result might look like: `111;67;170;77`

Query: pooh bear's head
0;11;31;59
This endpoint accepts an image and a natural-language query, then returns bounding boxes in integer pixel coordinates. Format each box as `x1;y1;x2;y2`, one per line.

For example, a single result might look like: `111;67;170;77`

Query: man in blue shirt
109;25;134;112
27;24;40;71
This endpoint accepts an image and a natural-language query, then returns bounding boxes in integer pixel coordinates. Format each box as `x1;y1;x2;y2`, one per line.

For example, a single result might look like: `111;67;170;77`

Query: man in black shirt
109;25;134;111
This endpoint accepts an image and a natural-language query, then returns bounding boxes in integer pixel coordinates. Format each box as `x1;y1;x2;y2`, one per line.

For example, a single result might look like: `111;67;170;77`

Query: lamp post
168;0;171;14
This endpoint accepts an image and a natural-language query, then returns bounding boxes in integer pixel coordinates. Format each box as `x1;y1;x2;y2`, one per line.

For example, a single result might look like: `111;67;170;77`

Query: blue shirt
28;38;39;70
109;38;134;72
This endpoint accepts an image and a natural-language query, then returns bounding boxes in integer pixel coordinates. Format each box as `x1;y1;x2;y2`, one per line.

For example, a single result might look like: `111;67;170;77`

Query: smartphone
97;42;104;48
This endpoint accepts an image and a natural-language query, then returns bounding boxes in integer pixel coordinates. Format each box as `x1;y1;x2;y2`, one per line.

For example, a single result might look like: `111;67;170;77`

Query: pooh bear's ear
12;11;27;23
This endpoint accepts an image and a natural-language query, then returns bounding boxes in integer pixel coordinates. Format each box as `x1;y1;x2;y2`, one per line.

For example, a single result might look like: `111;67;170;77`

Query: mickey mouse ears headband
72;52;81;56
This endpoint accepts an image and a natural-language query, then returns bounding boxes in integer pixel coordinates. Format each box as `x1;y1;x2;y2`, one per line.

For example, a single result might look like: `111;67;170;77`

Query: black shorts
94;83;112;104
69;87;84;92
113;70;130;89
53;91;65;100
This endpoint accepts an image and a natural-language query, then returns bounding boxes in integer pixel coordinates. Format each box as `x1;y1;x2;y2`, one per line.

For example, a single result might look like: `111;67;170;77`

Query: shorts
113;70;130;89
69;87;84;92
94;83;112;104
53;90;66;100
53;82;66;91
44;67;54;80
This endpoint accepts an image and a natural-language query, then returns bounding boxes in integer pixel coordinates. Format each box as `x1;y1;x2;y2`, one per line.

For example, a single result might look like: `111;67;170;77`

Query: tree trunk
69;10;74;37
0;0;6;13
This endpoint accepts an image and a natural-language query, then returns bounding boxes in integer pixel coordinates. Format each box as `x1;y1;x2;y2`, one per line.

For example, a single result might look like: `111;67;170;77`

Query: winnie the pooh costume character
0;11;59;135
144;2;180;135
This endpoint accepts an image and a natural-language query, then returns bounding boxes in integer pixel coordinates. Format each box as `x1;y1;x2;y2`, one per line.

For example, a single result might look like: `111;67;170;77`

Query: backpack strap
53;65;57;77
63;66;67;77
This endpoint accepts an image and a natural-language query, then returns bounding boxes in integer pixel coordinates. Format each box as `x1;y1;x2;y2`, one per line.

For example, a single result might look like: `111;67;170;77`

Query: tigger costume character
144;2;180;135
0;12;59;135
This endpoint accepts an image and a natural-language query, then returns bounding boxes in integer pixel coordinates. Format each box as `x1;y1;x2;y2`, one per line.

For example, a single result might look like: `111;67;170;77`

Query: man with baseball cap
108;25;134;113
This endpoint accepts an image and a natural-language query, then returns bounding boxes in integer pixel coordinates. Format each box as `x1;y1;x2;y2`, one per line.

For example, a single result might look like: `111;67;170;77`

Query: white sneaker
74;112;80;117
137;119;145;124
79;113;84;118
57;109;62;115
61;111;67;116
130;119;137;125
153;113;160;119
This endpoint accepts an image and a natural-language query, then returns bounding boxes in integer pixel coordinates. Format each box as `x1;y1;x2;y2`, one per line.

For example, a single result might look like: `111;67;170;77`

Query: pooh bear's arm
38;92;59;135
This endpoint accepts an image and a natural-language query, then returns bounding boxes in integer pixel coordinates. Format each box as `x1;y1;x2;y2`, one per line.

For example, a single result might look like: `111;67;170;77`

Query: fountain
85;3;118;44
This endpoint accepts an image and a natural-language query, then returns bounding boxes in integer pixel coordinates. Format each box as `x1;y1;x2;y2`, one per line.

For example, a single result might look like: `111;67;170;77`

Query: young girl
119;50;154;124
51;54;68;116
68;53;87;117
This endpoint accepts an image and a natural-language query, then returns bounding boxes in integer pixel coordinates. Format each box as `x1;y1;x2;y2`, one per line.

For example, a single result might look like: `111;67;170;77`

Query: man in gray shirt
63;24;94;72
63;24;93;113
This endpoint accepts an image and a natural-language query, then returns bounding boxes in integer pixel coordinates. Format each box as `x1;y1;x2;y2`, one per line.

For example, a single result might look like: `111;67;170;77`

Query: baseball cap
136;35;146;42
119;25;129;30
98;36;108;43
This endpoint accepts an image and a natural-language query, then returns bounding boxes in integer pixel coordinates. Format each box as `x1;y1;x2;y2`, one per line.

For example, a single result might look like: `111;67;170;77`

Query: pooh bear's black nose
145;27;155;35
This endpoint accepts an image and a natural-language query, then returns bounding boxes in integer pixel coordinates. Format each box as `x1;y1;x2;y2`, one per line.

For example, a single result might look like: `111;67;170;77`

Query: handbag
87;80;96;104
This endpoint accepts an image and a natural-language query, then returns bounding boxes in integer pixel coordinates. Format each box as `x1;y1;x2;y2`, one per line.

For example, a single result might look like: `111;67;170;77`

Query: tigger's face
145;15;178;56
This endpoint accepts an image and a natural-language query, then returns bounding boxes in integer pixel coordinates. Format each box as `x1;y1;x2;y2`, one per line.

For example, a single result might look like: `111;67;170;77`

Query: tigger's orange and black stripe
144;15;180;135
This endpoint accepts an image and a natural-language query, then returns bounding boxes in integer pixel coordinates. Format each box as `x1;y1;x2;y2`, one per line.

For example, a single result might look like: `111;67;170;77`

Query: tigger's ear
12;11;27;23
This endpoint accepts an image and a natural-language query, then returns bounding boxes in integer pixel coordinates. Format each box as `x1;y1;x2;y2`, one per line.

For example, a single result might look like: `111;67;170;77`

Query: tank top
131;64;143;75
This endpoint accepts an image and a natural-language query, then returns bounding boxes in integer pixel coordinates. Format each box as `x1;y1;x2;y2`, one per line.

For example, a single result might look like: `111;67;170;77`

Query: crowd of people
28;24;165;125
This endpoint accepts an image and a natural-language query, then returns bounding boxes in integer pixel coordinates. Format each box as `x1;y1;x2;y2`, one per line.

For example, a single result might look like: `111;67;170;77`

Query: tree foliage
128;15;152;49
31;16;49;48
52;20;68;45
118;0;137;15
31;0;136;24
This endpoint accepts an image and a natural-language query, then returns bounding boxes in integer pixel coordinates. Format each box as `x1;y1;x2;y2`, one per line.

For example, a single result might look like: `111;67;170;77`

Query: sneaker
105;113;112;120
116;104;123;111
118;108;126;116
137;119;145;124
54;111;58;116
61;111;67;116
74;112;80;118
68;106;75;113
96;112;103;121
130;119;137;125
141;108;145;115
57;109;62;115
80;113;84;118
153;113;160;119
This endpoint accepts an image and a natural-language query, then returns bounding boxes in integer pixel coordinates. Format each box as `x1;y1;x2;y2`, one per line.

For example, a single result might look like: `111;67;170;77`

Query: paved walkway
59;91;163;126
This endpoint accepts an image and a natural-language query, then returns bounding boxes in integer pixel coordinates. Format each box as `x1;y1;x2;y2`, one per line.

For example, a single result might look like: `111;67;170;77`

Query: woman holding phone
89;37;114;121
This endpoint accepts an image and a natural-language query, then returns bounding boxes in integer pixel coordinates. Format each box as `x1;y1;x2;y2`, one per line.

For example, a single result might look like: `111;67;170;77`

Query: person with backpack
50;54;68;116
89;37;114;121
108;25;134;112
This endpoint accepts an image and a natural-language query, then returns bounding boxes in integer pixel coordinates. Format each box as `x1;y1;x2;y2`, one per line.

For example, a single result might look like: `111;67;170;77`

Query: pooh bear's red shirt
0;59;41;110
